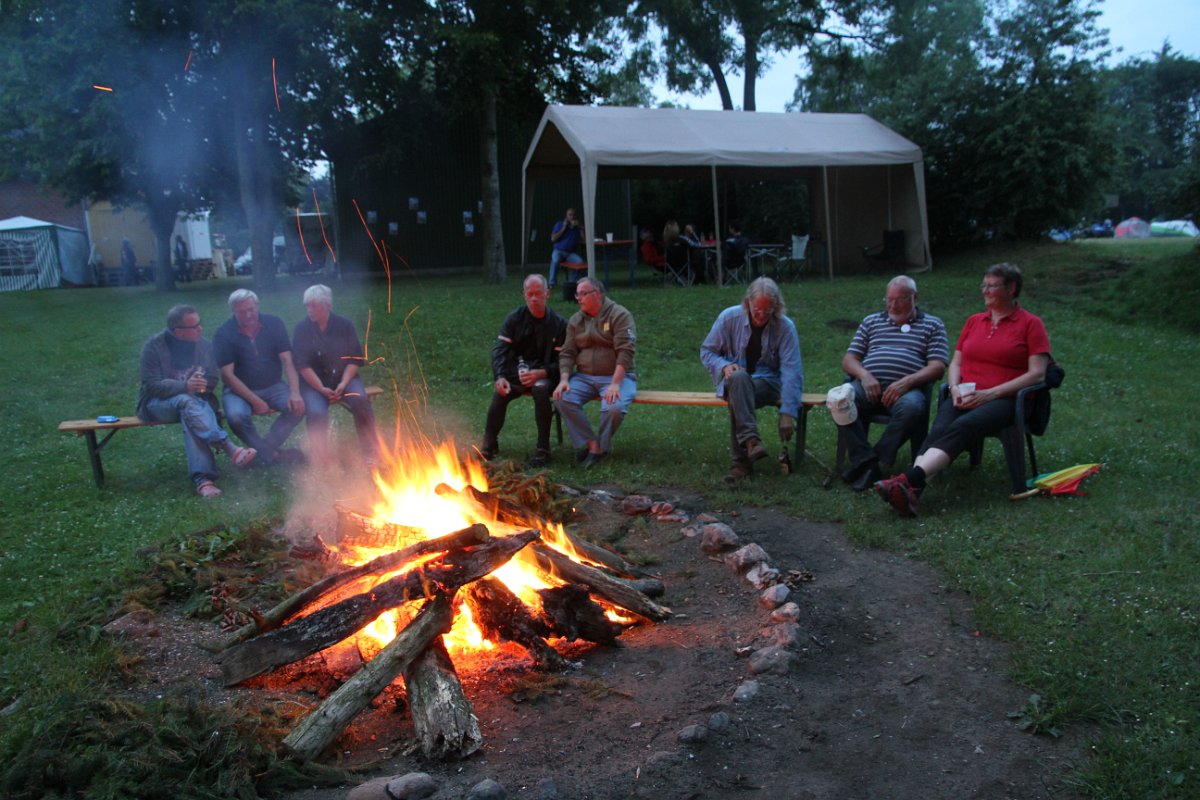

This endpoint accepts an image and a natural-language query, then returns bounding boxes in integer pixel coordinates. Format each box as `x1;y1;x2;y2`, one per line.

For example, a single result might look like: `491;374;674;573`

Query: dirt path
269;486;1084;800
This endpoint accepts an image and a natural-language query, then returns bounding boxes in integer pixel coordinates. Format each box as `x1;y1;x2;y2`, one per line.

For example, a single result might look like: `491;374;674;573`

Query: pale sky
658;0;1200;112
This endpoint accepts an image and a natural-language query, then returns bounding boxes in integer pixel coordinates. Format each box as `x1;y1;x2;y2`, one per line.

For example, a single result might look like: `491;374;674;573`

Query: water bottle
518;357;529;377
778;447;792;476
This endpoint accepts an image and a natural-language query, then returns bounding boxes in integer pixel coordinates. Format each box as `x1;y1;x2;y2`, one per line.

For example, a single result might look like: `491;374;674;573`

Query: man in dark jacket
136;304;256;498
480;274;567;468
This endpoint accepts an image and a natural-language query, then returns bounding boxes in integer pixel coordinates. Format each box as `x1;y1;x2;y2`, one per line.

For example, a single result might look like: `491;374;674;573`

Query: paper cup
958;382;976;397
606;233;613;242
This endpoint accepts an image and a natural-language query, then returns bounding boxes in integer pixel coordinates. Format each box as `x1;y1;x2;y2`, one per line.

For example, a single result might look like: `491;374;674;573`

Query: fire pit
211;438;668;761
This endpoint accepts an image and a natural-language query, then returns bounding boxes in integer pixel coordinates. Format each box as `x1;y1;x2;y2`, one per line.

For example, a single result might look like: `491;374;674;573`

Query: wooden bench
632;390;828;462
59;385;385;488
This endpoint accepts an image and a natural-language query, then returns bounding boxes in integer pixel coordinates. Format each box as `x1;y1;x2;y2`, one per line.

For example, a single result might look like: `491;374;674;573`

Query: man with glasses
480;274;567;468
837;275;947;491
553;277;637;468
701;277;804;483
136;304;256;498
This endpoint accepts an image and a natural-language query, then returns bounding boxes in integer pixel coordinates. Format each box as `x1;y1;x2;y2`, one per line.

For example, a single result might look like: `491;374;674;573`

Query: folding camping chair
663;240;694;286
773;234;809;282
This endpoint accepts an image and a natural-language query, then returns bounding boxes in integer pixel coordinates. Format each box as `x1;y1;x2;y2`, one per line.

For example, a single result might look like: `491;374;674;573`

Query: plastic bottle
778;447;792;475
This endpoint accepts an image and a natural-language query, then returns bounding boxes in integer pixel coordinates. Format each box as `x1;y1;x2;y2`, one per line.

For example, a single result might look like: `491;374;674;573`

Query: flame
331;436;575;660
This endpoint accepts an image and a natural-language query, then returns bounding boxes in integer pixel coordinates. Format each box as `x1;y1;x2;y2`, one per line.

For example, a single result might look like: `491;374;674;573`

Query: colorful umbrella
1011;463;1101;499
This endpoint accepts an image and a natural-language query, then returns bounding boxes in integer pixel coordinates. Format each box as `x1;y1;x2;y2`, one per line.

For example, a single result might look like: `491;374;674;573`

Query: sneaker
526;449;551;469
744;436;769;462
874;474;919;516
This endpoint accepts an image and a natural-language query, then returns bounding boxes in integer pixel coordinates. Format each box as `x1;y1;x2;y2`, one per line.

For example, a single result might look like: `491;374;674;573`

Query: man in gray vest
839;275;948;490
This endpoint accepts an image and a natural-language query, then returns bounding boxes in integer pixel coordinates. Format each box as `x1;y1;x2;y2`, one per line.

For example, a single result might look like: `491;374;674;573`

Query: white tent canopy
0;215;91;291
521;105;931;279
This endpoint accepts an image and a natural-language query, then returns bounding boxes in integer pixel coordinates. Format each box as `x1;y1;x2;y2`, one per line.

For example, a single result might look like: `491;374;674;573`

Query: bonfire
212;437;669;761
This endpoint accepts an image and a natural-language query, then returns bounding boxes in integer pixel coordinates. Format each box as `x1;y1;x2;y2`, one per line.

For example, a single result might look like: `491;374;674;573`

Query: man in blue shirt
548;207;584;288
701;277;804;483
839;275;948;490
214;289;305;466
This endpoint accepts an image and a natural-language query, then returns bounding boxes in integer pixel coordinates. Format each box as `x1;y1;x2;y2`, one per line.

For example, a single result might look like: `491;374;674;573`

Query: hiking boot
744;436;769;462
724;460;753;484
874;474;919;516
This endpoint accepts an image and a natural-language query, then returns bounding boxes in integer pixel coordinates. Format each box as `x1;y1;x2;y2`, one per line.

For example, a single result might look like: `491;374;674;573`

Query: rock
384;773;438;800
725;543;769;572
102;609;160;639
534;777;559;800
700;523;740;553
621;494;654;515
749;646;794;675
769;602;801;623
467;778;506;800
555;484;582;497
656;512;689;523
696;512;720;523
733;679;760;703
677;723;708;744
680;524;701;538
707;711;732;731
586;489;616;504
769;622;803;648
649;500;675;515
744;562;781;589
645;750;681;768
758;584;791;609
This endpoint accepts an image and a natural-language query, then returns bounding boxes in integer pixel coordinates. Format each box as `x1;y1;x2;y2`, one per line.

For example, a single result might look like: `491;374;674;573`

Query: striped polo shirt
847;309;949;386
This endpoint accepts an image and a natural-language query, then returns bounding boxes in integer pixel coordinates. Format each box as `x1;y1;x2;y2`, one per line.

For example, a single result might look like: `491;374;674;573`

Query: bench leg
795;407;809;464
84;430;106;488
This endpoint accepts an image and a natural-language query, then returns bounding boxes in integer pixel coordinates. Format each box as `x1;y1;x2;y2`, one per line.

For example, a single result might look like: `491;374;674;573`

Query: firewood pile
211;484;669;762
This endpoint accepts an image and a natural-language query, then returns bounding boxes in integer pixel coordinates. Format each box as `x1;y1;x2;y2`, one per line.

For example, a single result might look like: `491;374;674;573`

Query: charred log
537;583;623;646
526;543;672;623
218;531;539;685
283;592;456;761
403;638;482;760
216;523;490;650
464;578;566;671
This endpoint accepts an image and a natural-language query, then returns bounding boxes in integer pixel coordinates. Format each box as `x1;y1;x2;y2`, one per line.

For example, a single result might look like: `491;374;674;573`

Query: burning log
537;583;623;645
464;578;567;671
283;592;456;762
403;637;483;759
218;531;540;686
215;523;491;650
435;482;650;578
527;543;672;623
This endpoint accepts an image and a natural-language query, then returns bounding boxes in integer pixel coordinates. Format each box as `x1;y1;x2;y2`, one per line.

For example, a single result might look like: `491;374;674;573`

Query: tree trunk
232;72;278;292
479;91;507;284
403;637;483;760
283;593;456;761
742;33;759;112
145;196;177;292
705;57;735;110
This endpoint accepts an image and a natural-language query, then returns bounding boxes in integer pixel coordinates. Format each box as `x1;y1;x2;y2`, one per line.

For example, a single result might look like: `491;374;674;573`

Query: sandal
231;446;257;468
196;480;223;499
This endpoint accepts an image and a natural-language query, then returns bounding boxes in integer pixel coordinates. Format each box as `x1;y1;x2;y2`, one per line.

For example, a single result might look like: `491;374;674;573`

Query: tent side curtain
0;228;62;291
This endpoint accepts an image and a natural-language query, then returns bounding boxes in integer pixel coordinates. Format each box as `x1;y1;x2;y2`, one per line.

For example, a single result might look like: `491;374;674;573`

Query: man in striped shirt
840;276;948;491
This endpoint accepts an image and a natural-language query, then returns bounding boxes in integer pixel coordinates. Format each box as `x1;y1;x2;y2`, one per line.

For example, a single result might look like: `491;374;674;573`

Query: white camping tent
0;215;91;291
521;106;931;279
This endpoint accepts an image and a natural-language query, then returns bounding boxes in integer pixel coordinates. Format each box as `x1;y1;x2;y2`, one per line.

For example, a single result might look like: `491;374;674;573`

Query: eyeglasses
575;289;599;300
884;294;914;304
981;282;1007;292
174;323;202;330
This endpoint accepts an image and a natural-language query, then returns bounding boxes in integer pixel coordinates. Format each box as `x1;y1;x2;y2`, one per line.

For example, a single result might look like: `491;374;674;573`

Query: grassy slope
1;238;1198;797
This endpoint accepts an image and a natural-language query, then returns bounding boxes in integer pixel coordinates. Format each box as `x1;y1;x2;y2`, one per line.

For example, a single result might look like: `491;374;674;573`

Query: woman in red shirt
875;263;1050;515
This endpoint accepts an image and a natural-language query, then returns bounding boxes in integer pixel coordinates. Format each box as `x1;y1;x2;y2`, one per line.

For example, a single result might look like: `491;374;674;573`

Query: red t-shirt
956;305;1051;390
640;240;665;268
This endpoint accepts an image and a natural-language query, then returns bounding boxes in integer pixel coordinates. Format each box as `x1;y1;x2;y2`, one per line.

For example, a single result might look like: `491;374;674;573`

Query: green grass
2;237;1199;797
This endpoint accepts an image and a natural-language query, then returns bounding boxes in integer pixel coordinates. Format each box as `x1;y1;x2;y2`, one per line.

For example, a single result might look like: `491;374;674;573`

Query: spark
311;187;337;264
295;208;312;266
92;85;113;92
352;198;391;313
272;58;281;112
183;51;193;72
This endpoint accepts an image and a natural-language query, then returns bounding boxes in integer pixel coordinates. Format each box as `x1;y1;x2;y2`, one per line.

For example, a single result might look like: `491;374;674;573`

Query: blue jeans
549;249;583;286
222;382;303;464
837;379;930;470
555;372;637;453
143;394;229;485
300;376;379;461
724;369;780;462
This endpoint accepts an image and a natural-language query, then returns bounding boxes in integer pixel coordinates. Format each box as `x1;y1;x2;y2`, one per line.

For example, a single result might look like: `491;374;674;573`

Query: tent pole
822;167;834;280
711;166;721;284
